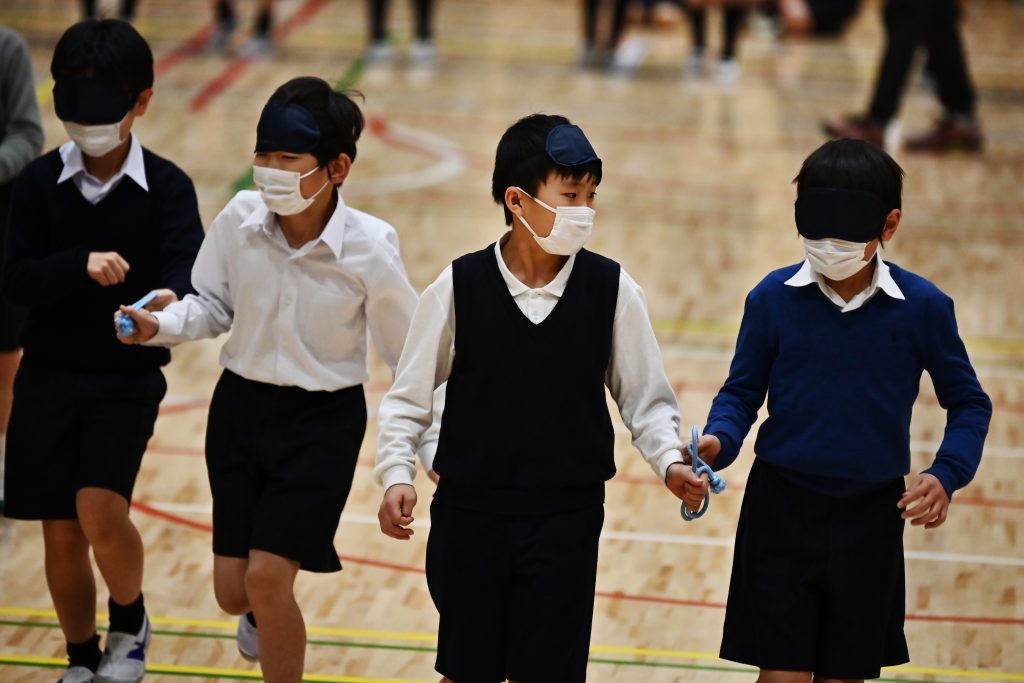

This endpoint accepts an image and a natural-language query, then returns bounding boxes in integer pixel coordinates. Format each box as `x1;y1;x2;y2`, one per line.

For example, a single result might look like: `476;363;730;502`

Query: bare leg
76;487;143;605
245;550;303;683
42;520;98;644
214;555;251;614
757;671;814;683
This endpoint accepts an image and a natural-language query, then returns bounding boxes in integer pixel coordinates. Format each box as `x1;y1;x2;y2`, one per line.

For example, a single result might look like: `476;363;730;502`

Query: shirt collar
493;232;575;297
241;190;347;259
784;251;905;306
57;134;148;191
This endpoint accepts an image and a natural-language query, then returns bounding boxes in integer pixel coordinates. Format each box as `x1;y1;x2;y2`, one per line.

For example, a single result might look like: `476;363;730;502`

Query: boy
697;139;992;681
375;114;707;683
2;19;204;683
120;77;420;683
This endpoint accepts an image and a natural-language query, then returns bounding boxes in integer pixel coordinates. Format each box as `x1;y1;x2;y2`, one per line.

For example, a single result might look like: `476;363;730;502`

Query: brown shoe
822;115;885;147
905;117;983;153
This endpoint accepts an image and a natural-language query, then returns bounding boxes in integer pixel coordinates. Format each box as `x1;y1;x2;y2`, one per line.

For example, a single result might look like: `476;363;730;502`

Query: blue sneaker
96;614;149;683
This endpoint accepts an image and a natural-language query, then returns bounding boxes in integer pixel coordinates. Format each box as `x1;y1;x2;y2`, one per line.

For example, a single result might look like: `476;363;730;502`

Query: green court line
228;57;367;196
0;619;967;682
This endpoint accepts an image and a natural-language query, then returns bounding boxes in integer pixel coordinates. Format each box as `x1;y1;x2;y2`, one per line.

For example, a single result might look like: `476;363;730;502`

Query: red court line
188;0;330;111
154;24;215;77
130;499;1024;627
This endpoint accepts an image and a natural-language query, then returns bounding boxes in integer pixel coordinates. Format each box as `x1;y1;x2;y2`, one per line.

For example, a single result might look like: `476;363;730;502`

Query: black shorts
426;498;605;683
3;360;166;520
720;458;910;679
0;183;25;352
205;369;366;573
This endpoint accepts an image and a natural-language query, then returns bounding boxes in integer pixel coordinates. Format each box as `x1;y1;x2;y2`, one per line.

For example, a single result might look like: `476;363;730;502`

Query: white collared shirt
58;135;148;204
376;234;685;488
148;190;419;392
784;251;905;312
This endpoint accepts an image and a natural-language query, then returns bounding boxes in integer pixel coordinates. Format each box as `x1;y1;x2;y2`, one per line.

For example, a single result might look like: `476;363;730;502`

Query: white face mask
515;189;595;256
252;164;331;216
63;115;128;157
803;237;872;281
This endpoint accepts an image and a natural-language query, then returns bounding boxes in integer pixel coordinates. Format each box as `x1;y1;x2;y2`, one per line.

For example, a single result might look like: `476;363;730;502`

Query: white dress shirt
148;190;419;391
784;251;905;312
375;234;685;490
58;135;148;204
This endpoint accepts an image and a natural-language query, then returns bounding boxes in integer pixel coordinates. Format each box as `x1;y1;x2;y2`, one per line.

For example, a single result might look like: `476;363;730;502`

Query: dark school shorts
720;458;910;679
426;498;605;683
204;369;366;573
3;359;166;520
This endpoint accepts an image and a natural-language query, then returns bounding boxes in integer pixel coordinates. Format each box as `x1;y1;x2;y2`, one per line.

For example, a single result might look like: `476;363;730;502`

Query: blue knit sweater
705;262;992;498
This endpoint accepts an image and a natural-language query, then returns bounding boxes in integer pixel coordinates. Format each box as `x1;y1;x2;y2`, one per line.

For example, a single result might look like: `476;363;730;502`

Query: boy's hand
665;462;709;514
114;305;159;344
145;288;178;311
378;483;417;540
685;434;722;468
898;473;950;529
87;252;130;286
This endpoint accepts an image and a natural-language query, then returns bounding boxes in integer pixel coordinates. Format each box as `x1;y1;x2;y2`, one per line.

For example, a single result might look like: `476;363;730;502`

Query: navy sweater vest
433;245;620;513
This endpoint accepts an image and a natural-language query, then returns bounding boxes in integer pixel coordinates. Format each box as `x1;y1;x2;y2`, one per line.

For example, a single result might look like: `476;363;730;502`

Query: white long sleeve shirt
148;190;418;391
375;235;685;490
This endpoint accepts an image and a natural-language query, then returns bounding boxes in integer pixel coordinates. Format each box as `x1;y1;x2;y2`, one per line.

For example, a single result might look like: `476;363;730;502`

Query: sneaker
237;34;274;59
58;666;95;683
822;114;885;147
364;40;394;64
207;17;238;53
713;57;741;86
409;39;437;65
611;35;650;75
96;614;150;683
905;116;983;153
684;48;705;78
236;614;259;662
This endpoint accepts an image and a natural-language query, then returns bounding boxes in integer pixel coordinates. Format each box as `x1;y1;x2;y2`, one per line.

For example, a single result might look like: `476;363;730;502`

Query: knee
243;556;295;606
76;488;130;547
214;582;250;615
42;520;89;557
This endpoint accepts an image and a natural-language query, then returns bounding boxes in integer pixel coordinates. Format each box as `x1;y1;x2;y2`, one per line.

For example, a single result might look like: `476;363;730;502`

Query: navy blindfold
795;187;889;242
255;102;321;154
53;78;135;125
546;124;601;167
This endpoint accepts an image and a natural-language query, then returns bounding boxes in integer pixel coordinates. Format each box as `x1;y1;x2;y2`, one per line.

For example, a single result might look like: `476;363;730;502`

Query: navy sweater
2;146;203;371
705;263;992;498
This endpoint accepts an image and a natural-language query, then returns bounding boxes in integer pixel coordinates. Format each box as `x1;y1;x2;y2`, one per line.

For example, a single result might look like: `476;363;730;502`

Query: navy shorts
720;458;910;679
4;359;166;520
204;369;366;573
426;497;604;683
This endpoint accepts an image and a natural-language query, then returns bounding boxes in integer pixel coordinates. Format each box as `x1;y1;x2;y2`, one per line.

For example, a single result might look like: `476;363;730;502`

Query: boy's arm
0;30;43;185
919;293;992;500
3;170;92;305
155;170;205;299
374;273;455;491
143;218;234;346
364;247;420;375
703;288;775;470
605;272;685;480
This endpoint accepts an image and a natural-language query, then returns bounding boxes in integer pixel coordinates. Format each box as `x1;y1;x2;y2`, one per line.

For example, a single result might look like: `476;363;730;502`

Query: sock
254;9;272;37
245;611;256;627
67;634;102;672
108;593;145;635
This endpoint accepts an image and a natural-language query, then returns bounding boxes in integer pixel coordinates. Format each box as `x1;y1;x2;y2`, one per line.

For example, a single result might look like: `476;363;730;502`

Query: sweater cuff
381;465;416;491
921;463;957;501
653;448;686;481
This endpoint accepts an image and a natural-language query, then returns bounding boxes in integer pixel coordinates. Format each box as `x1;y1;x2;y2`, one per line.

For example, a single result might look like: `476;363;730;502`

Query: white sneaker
611;36;650;75
236;614;259;662
714;58;742;86
364;40;393;63
409;39;436;65
96;615;150;683
684;48;705;77
237;35;274;58
58;666;95;683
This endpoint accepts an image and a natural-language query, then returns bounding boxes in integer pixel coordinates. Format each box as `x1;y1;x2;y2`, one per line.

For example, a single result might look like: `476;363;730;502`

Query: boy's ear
327;153;353;186
882;208;901;242
504;187;527;218
132;88;154;117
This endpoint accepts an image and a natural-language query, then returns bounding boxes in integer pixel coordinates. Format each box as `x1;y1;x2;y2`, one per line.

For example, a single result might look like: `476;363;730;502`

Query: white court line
140;502;1024;567
347;121;465;197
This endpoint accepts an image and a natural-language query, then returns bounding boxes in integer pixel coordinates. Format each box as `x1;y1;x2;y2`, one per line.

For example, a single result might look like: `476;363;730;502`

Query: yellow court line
4;607;1024;681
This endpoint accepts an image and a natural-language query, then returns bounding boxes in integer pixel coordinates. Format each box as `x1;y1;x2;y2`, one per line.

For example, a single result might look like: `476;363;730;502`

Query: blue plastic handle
116;291;159;337
680;425;726;521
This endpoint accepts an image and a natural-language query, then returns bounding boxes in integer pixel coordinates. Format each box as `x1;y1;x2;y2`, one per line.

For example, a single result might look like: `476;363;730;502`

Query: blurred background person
365;0;438;64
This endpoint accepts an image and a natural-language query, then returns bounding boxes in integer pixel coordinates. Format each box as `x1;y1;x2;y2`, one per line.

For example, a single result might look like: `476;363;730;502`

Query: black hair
794;139;905;212
492;114;603;226
50;19;153;102
266;77;365;165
